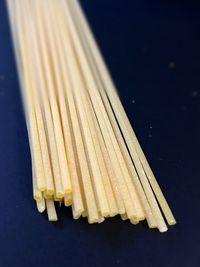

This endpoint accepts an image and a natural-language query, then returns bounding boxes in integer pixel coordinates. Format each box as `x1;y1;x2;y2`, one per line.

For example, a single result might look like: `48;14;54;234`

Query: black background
0;0;200;266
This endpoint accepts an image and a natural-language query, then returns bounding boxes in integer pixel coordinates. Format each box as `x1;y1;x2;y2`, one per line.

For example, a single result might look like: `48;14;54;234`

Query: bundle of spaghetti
7;0;176;231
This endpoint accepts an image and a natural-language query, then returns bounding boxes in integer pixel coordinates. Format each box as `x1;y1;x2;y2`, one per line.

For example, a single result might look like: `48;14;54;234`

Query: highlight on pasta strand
6;0;176;232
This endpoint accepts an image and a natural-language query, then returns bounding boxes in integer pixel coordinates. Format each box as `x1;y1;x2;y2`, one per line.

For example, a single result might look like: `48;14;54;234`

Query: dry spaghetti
7;0;176;232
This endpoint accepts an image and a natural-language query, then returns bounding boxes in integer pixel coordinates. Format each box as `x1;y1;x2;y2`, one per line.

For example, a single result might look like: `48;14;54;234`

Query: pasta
7;0;176;231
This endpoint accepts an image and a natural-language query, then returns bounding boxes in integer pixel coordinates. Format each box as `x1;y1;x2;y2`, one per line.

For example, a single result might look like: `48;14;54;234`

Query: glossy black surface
0;0;200;266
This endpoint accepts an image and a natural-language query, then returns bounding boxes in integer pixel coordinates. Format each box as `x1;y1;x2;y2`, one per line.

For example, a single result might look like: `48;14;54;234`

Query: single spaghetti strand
36;197;46;213
46;199;58;221
64;194;72;207
31;159;43;201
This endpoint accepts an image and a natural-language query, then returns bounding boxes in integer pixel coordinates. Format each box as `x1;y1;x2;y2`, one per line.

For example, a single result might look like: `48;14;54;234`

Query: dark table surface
0;0;200;266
